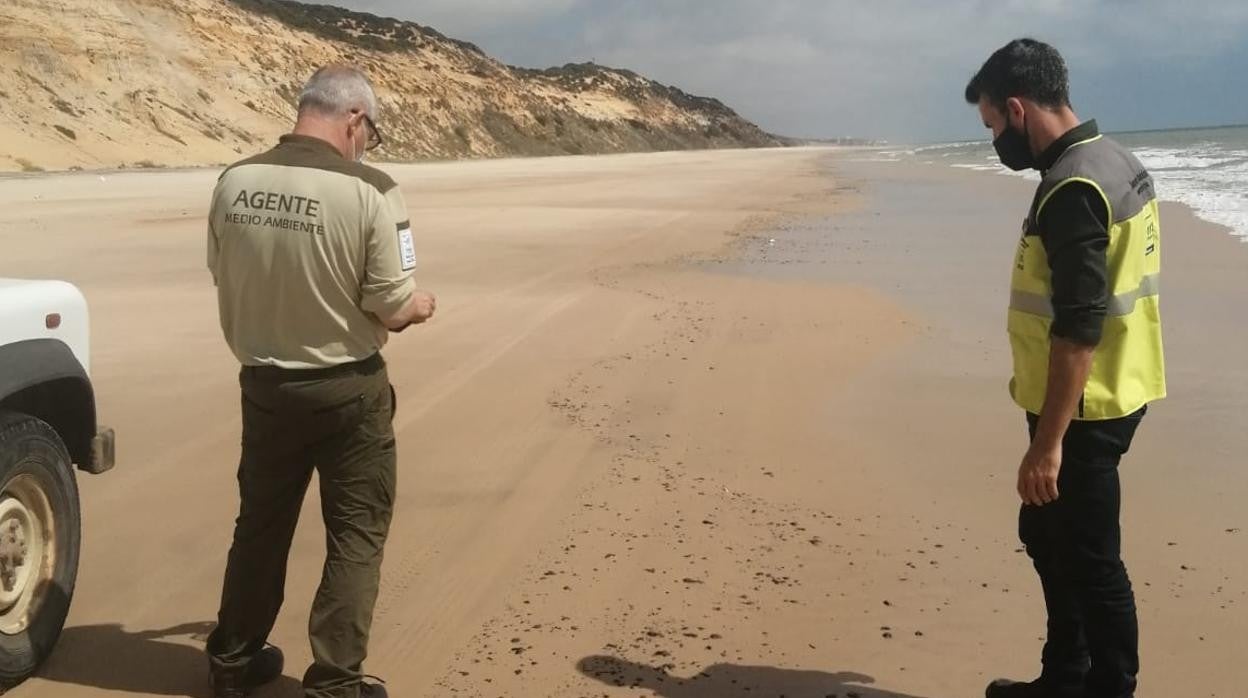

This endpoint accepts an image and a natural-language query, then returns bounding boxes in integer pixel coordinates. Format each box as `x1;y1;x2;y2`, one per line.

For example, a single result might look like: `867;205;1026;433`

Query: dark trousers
207;355;396;698
1020;407;1145;698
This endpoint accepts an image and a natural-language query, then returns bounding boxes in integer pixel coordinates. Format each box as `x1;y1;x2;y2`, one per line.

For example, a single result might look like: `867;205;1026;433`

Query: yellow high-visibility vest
1008;134;1166;419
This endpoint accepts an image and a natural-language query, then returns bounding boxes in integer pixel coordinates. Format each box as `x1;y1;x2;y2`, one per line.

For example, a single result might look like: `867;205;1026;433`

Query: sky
334;0;1248;144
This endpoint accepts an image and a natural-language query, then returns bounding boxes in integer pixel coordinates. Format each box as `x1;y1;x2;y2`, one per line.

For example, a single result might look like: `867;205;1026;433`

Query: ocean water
860;125;1248;241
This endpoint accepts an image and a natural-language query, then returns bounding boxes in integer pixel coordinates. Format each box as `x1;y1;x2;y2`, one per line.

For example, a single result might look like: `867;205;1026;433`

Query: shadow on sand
37;621;301;697
578;654;936;698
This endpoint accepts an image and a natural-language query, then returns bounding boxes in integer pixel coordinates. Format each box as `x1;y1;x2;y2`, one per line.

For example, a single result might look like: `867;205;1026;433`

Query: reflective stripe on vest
1009;273;1160;318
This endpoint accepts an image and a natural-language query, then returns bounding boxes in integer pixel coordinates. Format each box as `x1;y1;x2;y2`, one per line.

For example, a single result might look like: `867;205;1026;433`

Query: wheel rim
0;475;55;635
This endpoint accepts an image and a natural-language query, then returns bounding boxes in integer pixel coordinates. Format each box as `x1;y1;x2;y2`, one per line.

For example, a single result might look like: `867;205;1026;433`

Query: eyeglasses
361;113;383;152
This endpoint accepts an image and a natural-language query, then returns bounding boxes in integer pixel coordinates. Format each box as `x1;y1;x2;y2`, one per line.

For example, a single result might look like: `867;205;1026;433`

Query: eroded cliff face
0;0;784;171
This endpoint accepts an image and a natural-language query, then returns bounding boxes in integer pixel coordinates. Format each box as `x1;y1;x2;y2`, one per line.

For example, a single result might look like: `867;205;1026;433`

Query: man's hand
1017;444;1061;506
1016;336;1094;506
408;290;436;324
382;290;437;332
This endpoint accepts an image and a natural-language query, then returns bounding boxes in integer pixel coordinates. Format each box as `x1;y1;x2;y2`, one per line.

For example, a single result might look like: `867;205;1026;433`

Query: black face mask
993;113;1036;171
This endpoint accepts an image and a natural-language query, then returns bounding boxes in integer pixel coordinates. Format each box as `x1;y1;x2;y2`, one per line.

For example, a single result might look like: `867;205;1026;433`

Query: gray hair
297;64;378;118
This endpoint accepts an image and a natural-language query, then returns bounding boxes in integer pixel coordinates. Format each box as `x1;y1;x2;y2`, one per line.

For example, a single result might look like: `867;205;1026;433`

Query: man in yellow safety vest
965;38;1165;698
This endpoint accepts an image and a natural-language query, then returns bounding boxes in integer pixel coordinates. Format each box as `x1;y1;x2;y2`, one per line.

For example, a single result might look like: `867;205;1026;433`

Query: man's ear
347;110;364;132
1004;97;1025;127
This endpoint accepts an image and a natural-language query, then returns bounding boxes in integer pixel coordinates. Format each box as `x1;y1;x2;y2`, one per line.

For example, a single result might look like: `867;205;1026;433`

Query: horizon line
905;121;1248;148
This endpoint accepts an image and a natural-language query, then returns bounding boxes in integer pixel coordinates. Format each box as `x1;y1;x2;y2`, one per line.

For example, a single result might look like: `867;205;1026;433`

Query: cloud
332;0;1248;142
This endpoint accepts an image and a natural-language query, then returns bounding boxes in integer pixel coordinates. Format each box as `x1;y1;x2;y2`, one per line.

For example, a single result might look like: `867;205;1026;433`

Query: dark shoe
209;670;246;698
986;678;1082;698
210;645;285;698
243;645;284;688
361;676;389;698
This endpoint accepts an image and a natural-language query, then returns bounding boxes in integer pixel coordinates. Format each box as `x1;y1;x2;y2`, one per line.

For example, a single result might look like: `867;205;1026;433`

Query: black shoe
361;675;389;698
209;670;246;698
243;645;284;688
986;678;1081;698
210;645;285;698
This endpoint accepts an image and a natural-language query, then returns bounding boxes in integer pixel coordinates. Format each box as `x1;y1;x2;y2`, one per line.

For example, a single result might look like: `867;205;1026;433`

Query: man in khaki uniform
205;65;434;698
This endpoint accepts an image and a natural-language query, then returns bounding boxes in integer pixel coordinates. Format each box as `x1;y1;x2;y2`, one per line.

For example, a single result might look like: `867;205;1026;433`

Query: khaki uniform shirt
208;135;417;368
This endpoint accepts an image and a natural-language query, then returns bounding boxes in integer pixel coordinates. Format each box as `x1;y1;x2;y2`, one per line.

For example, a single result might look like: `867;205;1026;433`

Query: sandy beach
0;147;1244;698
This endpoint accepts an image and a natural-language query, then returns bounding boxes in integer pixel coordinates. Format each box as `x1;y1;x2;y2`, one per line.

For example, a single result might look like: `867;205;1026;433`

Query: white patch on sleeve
398;226;417;271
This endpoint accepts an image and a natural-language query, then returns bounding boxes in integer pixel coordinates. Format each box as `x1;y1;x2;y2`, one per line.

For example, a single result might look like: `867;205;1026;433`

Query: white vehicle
0;279;114;686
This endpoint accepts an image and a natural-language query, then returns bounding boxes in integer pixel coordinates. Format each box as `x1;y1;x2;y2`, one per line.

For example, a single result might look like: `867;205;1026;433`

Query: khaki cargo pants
207;354;396;698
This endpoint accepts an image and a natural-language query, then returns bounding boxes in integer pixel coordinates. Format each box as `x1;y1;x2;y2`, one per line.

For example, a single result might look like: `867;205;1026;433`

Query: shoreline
882;147;1248;244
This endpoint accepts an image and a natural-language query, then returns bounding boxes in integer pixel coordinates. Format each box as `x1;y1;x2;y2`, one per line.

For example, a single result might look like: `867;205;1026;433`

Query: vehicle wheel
0;411;81;687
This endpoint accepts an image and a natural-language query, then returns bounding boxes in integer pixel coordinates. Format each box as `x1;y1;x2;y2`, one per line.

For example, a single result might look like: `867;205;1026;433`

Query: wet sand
0;147;1243;698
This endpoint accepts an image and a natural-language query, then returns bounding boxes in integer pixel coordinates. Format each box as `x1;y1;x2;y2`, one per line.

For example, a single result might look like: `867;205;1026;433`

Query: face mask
993;111;1035;171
